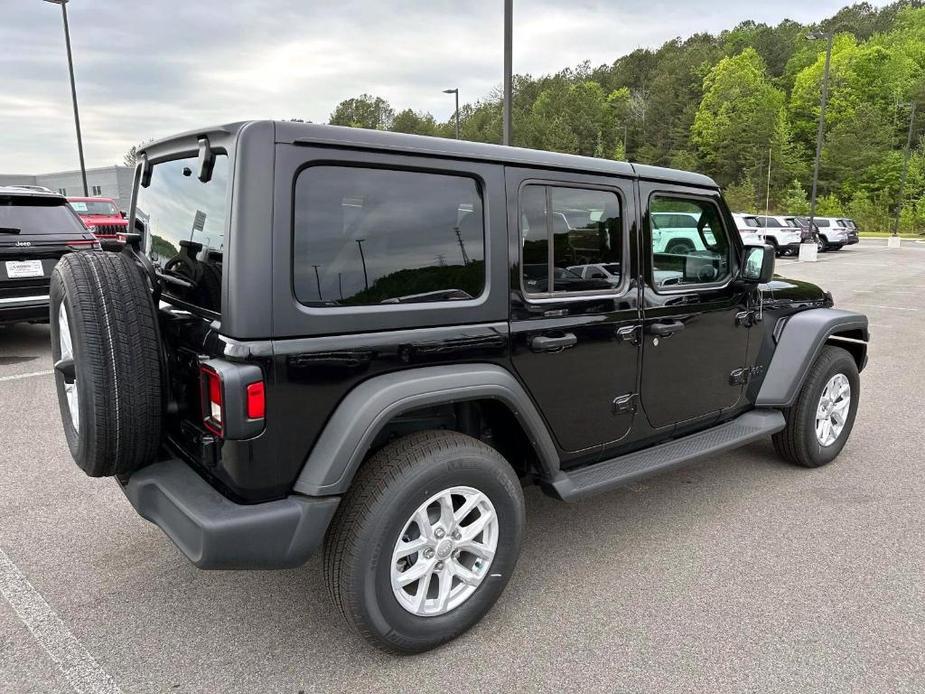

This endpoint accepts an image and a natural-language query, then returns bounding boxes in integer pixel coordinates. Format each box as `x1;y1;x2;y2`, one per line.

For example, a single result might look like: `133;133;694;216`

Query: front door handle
530;333;577;352
648;320;685;337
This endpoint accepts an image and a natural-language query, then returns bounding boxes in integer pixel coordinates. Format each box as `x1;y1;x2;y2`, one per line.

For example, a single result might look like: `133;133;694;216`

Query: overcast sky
1;0;887;173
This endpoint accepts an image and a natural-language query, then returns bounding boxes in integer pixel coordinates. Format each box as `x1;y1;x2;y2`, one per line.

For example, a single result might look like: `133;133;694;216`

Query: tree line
325;1;925;234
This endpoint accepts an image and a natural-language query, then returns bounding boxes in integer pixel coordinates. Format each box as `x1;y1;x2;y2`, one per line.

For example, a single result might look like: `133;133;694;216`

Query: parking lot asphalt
1;238;923;693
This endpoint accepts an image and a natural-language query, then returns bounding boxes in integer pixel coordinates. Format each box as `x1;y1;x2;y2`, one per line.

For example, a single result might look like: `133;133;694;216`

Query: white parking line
0;370;53;383
0;547;122;694
849;304;919;312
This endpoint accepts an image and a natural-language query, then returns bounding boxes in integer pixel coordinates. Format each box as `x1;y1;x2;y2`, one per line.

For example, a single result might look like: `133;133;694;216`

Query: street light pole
443;88;460;139
893;101;917;237
45;0;88;196
806;31;834;236
502;0;513;146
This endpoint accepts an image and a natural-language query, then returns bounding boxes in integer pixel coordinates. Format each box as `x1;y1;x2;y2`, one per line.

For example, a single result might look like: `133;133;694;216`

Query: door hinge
615;324;641;345
611;393;637;415
735;310;756;328
729;365;764;386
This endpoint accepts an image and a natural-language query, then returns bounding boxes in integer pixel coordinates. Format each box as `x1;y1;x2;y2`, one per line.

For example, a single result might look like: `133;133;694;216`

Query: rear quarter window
292;166;486;307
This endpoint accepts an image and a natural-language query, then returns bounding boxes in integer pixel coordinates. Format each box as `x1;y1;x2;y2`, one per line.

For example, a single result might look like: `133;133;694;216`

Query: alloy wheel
815;373;850;447
390;486;498;617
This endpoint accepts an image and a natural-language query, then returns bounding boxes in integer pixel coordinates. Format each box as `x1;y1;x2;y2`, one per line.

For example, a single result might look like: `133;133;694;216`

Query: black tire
830;244;844;251
665;240;694;254
50;251;163;477
324;430;525;654
772;345;859;468
818;236;829;252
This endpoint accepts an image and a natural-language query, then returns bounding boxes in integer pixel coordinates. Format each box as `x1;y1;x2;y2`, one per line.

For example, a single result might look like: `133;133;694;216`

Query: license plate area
5;260;44;279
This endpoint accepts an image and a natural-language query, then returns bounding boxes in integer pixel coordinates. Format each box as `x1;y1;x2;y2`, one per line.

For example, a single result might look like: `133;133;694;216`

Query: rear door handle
530;333;577;352
648;320;685;337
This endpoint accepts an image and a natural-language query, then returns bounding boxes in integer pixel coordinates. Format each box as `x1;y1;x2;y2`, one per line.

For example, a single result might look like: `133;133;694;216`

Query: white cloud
0;0;888;172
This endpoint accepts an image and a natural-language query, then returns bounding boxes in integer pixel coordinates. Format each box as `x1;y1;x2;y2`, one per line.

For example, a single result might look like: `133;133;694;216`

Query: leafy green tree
782;179;811;215
815;193;844;216
724;176;759;211
329;94;395;130
693;48;785;186
390;109;438;136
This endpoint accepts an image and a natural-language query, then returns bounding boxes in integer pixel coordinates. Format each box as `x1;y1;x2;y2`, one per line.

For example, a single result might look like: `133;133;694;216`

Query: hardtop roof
140;120;718;189
0;186;66;200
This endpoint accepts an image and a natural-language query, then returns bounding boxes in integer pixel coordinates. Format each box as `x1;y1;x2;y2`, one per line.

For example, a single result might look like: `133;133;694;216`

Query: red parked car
67;197;127;239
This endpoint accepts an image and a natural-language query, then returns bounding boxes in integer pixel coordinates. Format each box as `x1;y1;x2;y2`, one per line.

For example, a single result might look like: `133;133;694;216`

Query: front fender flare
292;364;560;496
756;308;868;408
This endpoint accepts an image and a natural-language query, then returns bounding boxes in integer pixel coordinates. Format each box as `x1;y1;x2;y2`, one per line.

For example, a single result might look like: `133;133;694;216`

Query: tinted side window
649;196;731;288
521;184;622;295
293;166;485;306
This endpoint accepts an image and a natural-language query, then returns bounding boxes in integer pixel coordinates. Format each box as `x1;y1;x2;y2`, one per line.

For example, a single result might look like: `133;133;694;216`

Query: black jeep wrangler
50;121;868;654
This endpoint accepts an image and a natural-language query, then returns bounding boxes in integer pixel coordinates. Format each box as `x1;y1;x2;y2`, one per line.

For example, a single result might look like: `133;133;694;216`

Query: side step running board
549;409;786;502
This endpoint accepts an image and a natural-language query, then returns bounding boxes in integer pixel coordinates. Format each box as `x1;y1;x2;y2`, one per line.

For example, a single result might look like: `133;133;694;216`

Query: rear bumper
120;459;340;569
0;294;49;323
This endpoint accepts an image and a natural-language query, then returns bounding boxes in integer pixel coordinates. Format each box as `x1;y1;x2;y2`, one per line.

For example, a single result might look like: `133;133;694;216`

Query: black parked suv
51;122;869;653
0;187;98;324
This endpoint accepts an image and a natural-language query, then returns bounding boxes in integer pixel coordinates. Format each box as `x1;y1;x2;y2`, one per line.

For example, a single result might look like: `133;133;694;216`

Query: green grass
858;231;921;239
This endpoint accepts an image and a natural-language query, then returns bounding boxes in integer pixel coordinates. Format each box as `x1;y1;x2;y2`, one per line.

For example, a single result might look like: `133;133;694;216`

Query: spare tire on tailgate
50;250;163;477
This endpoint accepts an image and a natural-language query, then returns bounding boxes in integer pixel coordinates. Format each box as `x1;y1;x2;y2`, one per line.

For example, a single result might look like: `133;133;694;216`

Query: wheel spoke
397;558;432;587
414;571;433;612
394;537;428;560
435;566;453;612
413;508;435;543
459;508;494;543
452;560;482;587
457;539;495;562
438;493;455;531
453;492;484;525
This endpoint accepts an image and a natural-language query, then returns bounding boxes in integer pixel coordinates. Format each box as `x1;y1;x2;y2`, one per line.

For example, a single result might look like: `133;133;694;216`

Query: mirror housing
742;244;775;284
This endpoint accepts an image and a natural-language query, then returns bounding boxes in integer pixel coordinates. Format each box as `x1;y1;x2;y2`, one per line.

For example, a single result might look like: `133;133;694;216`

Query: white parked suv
734;214;805;256
730;213;765;247
650;211;717;254
812;217;859;250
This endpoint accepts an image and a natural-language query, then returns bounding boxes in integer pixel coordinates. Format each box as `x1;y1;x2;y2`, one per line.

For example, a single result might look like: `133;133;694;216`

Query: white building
0;165;134;211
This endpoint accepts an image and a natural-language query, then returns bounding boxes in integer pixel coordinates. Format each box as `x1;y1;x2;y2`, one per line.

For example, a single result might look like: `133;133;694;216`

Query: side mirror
742;244;775;283
120;210;127;219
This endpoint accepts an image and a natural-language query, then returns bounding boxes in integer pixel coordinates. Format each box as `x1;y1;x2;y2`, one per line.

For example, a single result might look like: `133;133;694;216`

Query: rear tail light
201;365;224;436
67;239;100;250
246;381;265;419
200;362;265;438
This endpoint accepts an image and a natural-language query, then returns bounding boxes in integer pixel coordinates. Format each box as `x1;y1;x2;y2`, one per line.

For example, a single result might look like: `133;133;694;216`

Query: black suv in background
0;187;99;325
51;122;868;654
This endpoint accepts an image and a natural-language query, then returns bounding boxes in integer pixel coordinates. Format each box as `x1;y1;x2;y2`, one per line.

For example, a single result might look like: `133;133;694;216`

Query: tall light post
893;101;917;237
502;0;513;146
45;0;88;196
443;88;460;139
806;31;834;237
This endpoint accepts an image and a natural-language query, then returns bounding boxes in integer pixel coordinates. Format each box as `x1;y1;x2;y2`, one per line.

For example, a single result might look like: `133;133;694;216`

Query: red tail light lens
246;381;265;419
67;239;100;250
201;365;224;435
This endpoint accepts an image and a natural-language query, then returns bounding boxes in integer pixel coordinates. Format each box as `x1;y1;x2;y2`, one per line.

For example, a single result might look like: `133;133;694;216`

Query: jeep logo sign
15;241;31;247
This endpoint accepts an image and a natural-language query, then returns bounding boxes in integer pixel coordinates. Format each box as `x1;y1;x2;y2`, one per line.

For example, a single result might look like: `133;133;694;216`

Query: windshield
136;154;229;314
0;195;87;235
70;200;118;216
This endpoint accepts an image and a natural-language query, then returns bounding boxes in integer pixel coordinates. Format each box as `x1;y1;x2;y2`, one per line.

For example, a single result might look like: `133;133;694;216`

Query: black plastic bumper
120;460;340;569
0;294;50;324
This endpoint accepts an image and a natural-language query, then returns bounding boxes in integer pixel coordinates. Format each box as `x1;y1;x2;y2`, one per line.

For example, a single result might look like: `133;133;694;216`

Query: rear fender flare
292;364;560;496
756;308;869;408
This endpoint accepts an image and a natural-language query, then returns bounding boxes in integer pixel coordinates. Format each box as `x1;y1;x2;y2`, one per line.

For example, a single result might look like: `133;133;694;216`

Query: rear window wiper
0;227;21;234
